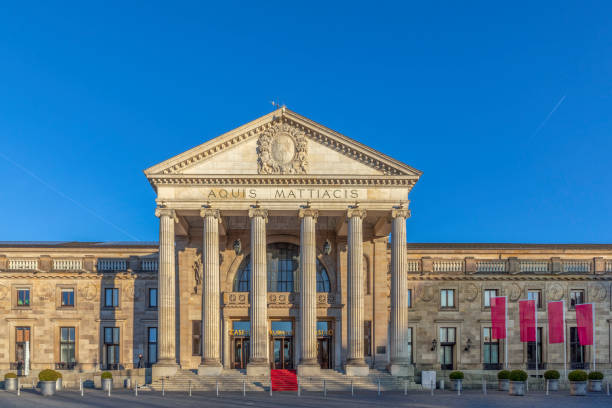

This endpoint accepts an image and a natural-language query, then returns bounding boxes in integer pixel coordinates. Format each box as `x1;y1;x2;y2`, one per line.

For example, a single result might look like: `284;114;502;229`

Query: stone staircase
150;368;418;392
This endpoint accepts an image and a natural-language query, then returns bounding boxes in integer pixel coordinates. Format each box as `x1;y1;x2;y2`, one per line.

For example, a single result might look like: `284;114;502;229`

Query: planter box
4;378;18;391
569;381;587;396
102;378;113;392
498;379;509;391
588;380;602;392
509;381;525;396
40;381;56;396
547;379;559;391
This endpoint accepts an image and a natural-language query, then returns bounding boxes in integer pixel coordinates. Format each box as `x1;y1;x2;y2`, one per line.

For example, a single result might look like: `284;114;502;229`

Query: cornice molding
147;175;418;187
408;275;612;281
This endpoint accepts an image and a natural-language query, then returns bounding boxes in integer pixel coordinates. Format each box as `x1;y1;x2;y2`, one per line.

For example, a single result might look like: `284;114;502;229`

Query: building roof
0;241;158;248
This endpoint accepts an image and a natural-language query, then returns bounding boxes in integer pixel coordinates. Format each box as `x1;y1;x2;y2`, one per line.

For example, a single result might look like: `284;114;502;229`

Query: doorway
232;337;250;369
272;337;293;369
316;321;333;369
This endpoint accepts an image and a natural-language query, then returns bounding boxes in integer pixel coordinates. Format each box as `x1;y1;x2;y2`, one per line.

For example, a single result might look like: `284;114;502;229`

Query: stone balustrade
562;259;591;273
141;258;159;271
476;259;508;273
432;259;464;273
607;260;612;273
97;258;127;271
519;259;550;273
406;259;420;273
8;258;39;270
53;258;83;270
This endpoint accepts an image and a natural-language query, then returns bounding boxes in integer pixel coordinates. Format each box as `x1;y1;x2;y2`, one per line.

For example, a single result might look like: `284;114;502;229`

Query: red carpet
271;369;298;391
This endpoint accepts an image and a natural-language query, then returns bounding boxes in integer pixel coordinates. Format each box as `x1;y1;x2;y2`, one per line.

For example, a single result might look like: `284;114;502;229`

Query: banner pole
563;301;567;379
592;304;596;371
505;296;508;369
535;303;539;378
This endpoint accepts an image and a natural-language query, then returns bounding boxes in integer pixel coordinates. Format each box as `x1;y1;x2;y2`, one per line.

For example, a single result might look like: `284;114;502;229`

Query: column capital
298;207;319;220
200;207;221;220
155;207;177;221
347;206;367;219
391;207;411;219
248;206;269;221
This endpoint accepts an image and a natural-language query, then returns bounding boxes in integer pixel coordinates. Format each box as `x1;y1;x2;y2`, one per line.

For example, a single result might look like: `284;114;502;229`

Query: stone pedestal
345;363;370;377
389;363;414;377
198;363;223;376
297;364;321;376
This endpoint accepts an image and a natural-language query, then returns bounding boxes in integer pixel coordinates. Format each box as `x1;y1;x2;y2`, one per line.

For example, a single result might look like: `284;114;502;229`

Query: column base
247;361;270;377
297;363;320;377
152;360;178;377
345;362;369;377
198;362;223;376
389;363;414;377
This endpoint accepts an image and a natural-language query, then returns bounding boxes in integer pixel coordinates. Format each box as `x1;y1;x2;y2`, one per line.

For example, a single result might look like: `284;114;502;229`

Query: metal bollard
189;380;191;397
17;378;20;396
546;379;549;396
243;379;246;397
162;378;165;397
269;380;272;397
482;378;486;395
323;379;327;398
404;379;407;395
607;381;610;396
135;381;138;397
216;379;219;397
108;383;111;397
430;379;434;396
351;379;354;397
297;378;300;397
81;379;84;397
457;380;460;396
377;378;381;396
526;378;528;393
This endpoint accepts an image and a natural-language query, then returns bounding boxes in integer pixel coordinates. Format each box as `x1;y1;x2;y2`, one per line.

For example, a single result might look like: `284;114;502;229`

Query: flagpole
563;300;567;379
505;296;508;369
535;303;539;378
592;304;596;371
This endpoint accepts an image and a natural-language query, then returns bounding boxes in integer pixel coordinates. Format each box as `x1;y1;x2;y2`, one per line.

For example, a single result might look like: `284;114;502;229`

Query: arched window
233;243;331;293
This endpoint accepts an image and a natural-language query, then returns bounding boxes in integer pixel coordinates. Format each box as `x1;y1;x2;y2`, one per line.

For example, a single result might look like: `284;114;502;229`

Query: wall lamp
464;338;472;352
430;339;437;351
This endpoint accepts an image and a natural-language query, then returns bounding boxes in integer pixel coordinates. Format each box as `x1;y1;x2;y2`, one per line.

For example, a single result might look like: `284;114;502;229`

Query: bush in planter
4;373;17;379
38;369;59;382
568;370;587;382
588;371;603;380
449;371;464;380
101;372;113;380
509;370;528;382
497;370;510;380
544;370;560;380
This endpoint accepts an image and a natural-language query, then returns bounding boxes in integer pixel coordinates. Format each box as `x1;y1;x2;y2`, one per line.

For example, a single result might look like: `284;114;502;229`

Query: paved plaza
1;388;611;408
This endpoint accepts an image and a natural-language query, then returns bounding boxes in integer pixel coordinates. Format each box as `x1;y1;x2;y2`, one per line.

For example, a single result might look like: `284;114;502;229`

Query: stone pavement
1;388;611;408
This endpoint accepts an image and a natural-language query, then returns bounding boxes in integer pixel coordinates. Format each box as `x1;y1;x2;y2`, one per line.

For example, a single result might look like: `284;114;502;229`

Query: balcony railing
562;260;591;273
406;260;420;273
519;260;550;273
477;260;508;273
433;259;463;273
97;259;127;271
55;362;77;370
606;260;612;273
141;259;158;271
8;258;38;270
53;259;83;270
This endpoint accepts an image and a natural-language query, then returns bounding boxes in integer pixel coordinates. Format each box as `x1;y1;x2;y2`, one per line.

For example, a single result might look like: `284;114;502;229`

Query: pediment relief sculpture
257;122;308;174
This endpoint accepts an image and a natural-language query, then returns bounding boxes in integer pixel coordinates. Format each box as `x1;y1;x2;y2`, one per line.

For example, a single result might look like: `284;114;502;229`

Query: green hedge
449;371;464;380
509;370;528;382
4;373;17;379
497;370;510;380
544;370;560;380
38;369;59;382
101;372;113;380
588;371;604;380
568;370;587;382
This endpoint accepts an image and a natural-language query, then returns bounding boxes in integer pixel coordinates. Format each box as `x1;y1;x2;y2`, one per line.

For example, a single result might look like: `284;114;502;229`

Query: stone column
345;206;369;376
247;206;270;376
152;207;178;377
198;206;223;376
298;207;320;376
389;206;411;376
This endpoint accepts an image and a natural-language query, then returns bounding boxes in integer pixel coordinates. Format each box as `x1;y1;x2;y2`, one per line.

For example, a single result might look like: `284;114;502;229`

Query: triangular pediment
144;108;422;184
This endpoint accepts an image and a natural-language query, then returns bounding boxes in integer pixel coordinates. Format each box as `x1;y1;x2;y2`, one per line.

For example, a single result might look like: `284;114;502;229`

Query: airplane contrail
532;95;566;137
0;151;141;241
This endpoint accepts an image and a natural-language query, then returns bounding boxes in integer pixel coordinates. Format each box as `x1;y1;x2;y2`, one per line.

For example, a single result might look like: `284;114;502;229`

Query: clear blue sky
1;1;611;243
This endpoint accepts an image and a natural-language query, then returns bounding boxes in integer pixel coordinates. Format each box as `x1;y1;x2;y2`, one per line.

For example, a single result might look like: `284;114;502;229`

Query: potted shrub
544;370;560;391
55;370;63;391
588;371;604;392
568;370;587;396
508;370;527;396
101;371;113;392
449;371;464;391
38;369;59;396
4;373;18;391
497;370;510;391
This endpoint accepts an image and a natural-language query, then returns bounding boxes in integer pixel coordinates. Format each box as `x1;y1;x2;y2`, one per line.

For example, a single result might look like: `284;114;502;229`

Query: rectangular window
570;327;587;369
104;288;119;308
483;327;500;369
148;288;158;308
61;289;74;307
439;327;456;370
192;321;202;356
527;327;543;369
527;290;542;309
103;327;120;369
148;327;158;366
570;290;584;309
59;327;76;367
440;289;455;308
483;289;498;308
407;327;413;364
364;320;372;357
15;327;30;367
17;289;30;307
407;289;412;308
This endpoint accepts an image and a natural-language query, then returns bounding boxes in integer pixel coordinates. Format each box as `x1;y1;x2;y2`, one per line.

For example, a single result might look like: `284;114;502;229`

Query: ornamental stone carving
193;256;203;294
257;122;308;174
590;282;608;301
37;284;53;301
415;283;434;302
124;285;135;301
0;284;8;300
80;283;97;301
463;283;479;302
548;283;564;301
508;283;522;302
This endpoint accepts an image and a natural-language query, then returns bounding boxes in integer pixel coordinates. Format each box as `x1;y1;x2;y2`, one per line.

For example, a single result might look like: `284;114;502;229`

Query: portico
145;108;421;378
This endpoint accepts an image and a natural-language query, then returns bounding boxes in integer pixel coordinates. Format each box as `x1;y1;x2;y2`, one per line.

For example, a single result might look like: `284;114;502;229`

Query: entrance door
317;338;331;369
232;338;250;369
272;337;293;369
15;327;30;374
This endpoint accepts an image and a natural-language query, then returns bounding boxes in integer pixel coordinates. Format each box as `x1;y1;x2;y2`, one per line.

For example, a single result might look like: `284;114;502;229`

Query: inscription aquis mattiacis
204;188;361;200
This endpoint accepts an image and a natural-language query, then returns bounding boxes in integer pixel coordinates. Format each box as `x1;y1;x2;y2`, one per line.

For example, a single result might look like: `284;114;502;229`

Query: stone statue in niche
193;257;202;294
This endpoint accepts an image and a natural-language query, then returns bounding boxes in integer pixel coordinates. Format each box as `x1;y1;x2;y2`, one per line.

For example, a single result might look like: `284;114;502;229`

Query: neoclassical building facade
0;108;611;383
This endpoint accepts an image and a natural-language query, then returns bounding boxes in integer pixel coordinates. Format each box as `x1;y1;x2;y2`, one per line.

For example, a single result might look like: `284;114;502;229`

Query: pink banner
547;301;565;343
490;296;506;339
575;303;594;346
519;300;536;342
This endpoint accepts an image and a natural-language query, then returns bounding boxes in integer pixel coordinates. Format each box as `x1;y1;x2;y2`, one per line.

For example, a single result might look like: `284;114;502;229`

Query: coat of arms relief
257;122;308;174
